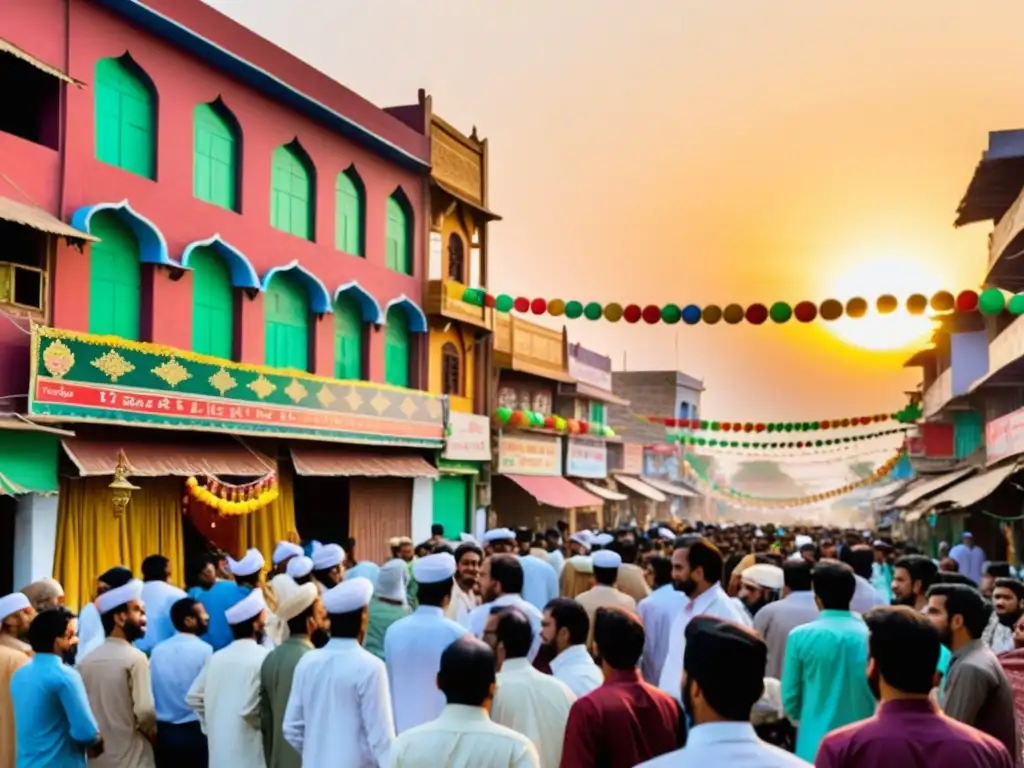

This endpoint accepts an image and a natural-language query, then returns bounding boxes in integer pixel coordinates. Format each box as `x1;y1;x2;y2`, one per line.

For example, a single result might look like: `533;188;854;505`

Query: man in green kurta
259;582;329;768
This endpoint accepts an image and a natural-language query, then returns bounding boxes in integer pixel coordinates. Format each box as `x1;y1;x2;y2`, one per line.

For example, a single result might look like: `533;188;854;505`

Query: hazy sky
204;0;1018;421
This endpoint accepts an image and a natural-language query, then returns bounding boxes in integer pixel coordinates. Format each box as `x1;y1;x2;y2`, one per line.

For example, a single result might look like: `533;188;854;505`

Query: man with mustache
982;577;1024;655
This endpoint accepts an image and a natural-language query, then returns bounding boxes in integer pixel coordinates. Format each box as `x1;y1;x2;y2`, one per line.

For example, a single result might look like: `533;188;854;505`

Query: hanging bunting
635;409;912;431
671;426;909;451
465;287;1018;326
493;408;617;438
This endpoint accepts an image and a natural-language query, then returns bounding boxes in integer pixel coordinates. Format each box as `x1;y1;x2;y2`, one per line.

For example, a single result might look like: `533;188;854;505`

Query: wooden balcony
424;279;492;330
493;314;573;382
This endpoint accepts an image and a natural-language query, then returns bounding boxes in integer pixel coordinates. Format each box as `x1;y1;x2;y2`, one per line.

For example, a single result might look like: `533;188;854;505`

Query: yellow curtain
54;477;185;612
235;463;297;564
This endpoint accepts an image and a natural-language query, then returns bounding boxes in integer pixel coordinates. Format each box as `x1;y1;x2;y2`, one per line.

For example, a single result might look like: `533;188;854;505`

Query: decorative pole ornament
109;450;139;518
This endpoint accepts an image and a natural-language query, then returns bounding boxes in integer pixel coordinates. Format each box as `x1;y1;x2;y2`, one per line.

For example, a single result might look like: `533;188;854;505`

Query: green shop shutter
193;103;237;211
191;247;234;359
335;171;363;255
88;211;141;340
94;57;155;179
384;308;410;387
265;274;309;371
334;296;362;380
270;144;313;240
0;431;59;495
433;476;469;538
590;401;606;425
385;196;410;274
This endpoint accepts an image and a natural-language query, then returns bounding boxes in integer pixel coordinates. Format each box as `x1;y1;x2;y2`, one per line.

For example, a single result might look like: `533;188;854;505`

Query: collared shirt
385;605;467;733
816;698;1012;768
949;544;986;586
150;632;212;724
10;654;100;768
78;637;157;768
637;584;687;684
549;644;603;698
135;580;187;655
389;703;540;767
637;721;809;767
188;581;252;651
943;639;1020;760
283;637;395;768
753;590;820;679
492;657;576;767
445;582;479;625
365;598;410;660
518;554;559;611
575;584;638;649
658;583;751;703
260;635;312;768
561;668;683;768
781;609;875;763
465;594;544;661
0;642;30;768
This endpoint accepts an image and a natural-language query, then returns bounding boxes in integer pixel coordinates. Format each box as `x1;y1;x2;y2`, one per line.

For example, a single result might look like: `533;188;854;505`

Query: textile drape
54;477;185;612
234;463;297;562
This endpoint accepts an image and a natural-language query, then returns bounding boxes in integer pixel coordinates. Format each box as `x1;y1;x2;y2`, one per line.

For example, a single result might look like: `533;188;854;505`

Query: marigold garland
185;473;279;516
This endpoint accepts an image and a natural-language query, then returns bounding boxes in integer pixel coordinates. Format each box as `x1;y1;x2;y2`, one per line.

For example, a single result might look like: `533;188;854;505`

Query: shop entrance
294;475;350;546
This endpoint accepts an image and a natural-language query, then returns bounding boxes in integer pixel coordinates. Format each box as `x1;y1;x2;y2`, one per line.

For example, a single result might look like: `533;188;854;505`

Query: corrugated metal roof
927;462;1021;511
0;39;84;86
290;447;438;478
613;474;667;502
0;196;97;243
892;467;977;508
581;481;628;502
62;438;273;477
641;476;700;498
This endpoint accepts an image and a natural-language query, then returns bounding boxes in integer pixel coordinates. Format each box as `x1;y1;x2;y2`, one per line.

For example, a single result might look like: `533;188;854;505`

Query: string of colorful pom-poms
669;426;909;451
634;401;922;432
458;288;1015;325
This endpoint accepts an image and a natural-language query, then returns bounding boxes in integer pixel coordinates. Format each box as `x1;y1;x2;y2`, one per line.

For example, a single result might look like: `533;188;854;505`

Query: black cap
98;566;133;588
515;526;532;544
683;616;767;684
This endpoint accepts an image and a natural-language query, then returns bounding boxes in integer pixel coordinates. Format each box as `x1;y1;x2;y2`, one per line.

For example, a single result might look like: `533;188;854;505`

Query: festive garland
635;402;922;433
494;407;617;438
460;287;1018;326
185;473;279;516
669;426;909;450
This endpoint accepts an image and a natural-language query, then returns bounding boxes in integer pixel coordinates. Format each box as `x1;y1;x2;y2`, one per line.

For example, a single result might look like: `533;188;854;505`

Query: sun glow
825;256;942;352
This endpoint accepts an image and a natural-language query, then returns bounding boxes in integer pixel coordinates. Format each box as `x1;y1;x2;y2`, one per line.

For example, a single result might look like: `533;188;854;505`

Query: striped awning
290;447;438;478
581;481;628;502
613;474;667;502
0;195;97;243
63;438;273;477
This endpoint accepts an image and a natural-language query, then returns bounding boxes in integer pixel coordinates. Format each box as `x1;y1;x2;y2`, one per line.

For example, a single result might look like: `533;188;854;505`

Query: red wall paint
0;0;429;398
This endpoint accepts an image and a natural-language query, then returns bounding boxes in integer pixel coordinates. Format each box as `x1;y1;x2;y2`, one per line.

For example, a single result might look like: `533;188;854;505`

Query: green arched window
334;296;363;380
94;56;156;179
88;212;141;340
193;101;239;211
335;168;364;256
385;192;412;275
385;307;410;387
191;247;234;359
264;273;309;371
270;142;314;240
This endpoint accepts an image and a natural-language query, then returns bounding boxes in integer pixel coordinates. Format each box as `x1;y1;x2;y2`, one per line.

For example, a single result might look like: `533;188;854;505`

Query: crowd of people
0;520;1022;767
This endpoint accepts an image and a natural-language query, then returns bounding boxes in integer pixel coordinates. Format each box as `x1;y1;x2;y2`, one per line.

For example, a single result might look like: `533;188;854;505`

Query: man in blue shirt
10;607;103;767
188;550;262;650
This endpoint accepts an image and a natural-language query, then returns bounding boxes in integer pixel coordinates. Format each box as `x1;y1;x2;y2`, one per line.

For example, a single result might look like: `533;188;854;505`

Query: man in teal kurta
258;583;327;768
781;562;876;762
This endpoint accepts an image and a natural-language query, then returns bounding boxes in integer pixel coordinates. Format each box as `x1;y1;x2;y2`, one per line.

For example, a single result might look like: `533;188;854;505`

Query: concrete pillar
13;494;58;589
411;477;434;544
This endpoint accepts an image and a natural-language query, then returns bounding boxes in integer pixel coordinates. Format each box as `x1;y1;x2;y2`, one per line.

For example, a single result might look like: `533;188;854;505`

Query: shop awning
290;447;439;478
641;476;700;498
504;474;603;508
903;503;929;524
0;430;60;494
614;474;668;502
581;481;628;501
891;467;977;508
430;178;502;221
0;413;75;436
63;438;273;477
0;195;97;244
0;39;84;86
926;462;1021;511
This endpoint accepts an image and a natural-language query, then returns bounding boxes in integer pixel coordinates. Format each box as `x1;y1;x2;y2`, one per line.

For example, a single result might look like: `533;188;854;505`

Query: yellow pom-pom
186;476;198;488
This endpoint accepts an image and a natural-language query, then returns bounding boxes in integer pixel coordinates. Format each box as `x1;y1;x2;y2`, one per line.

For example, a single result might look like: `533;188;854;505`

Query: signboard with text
443;412;491;461
565;437;608;478
621;443;644;475
987;407;1024;465
497;434;562;476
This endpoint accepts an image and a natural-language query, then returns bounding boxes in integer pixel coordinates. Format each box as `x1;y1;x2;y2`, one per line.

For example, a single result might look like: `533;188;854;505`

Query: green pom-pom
766;423;776;433
1008;294;1024;315
711;421;721;431
564;300;583;319
495;294;514;313
769;301;793;323
583;302;603;320
495;407;512;424
815;440;823;447
661;304;682;324
979;288;1006;316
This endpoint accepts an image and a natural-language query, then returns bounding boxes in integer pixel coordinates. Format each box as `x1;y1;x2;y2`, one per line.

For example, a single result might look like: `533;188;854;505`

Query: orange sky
205;0;1019;420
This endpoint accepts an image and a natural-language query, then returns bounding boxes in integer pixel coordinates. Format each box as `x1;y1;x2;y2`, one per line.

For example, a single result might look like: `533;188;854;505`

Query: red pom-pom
642;304;662;324
483;293;496;308
794;301;818;323
745;304;769;325
530;298;547;315
623;304;643;323
755;423;766;433
543;416;556;429
579;421;589;434
955;290;979;313
513;297;530;313
732;423;743;432
841;418;850;427
722;422;733;431
830;420;841;429
820;420;831;430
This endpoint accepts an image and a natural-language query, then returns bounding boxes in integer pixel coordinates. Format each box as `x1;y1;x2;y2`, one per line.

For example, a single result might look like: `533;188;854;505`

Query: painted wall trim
334;280;383;324
260;259;333;314
180;234;261;288
383;294;428;333
71;199;175;266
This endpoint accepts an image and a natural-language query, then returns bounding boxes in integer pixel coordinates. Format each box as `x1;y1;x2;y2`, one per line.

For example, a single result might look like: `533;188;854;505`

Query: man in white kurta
385;553;467;733
488;608;575;767
541;598;604;697
283;578;394;767
186;589;269;766
636;560;687;684
462;555;544;660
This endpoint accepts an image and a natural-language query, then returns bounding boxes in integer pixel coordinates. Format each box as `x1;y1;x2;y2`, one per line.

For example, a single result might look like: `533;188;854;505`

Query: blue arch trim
334;281;382;325
260;260;333;314
181;234;260;289
383;295;428;333
71;200;173;266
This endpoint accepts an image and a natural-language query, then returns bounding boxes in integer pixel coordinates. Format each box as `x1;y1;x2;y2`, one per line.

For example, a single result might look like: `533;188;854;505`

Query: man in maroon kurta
559;607;684;768
815;606;1012;768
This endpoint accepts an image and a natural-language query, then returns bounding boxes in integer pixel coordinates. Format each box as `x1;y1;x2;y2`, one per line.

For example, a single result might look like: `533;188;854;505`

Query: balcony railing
423;278;491;330
989;186;1024;273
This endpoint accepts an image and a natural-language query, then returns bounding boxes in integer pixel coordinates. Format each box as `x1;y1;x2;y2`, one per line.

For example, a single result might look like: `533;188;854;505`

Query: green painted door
385;196;410;274
94;57;155;178
265;274;309;371
385;309;410;387
335;171;363;255
270;144;312;240
191;247;234;359
193;103;237;210
88;212;141;340
334;296;362;379
433;476;469;538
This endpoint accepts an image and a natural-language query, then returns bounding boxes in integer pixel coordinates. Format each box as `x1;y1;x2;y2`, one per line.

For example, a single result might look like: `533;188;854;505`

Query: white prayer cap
412;553;456;584
570;531;592;549
269;574;299;605
0;592;31;623
228;548;265;577
786;552;804;562
754;528;765;537
275;582;318;623
225;589;266;625
286;556;313;579
741;564;784;591
272;541;303;566
483;527;515;544
311;542;345;571
322;577;373;614
96;579;144;614
376;559;409;602
795;535;813;549
592;550;622;569
568;555;593;574
389;536;412;548
658;527;676;541
458;532;478;544
592;533;614;547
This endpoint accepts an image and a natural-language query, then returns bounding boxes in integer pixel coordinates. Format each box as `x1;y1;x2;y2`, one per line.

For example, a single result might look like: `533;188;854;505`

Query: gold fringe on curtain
53;477;185;612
